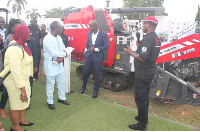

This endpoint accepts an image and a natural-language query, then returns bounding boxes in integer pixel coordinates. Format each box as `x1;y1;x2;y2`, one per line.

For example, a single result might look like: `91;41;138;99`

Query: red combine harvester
63;5;165;90
62;4;200;106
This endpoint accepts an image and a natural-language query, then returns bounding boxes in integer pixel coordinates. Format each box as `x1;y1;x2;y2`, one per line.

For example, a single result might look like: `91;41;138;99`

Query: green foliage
195;4;200;21
123;0;164;19
7;0;27;18
43;7;63;18
26;8;41;19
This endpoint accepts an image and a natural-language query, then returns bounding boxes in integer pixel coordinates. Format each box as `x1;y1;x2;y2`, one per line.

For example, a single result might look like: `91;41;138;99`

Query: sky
0;0;200;22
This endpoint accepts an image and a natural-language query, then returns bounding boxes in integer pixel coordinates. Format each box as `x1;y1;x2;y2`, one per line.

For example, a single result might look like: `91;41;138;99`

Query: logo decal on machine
172;48;195;58
159;38;200;57
159;44;185;57
193;93;200;99
65;24;86;29
156;90;161;96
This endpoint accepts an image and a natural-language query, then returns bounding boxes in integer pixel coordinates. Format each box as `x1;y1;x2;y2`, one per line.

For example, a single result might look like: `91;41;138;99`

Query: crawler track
76;65;135;91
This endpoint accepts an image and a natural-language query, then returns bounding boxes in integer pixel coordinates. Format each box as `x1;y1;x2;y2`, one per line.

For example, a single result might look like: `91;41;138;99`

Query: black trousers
0;86;8;109
134;73;155;127
34;50;41;80
29;76;33;98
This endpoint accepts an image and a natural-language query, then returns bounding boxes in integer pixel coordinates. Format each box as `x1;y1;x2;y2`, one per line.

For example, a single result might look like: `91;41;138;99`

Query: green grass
0;81;195;131
0;62;198;131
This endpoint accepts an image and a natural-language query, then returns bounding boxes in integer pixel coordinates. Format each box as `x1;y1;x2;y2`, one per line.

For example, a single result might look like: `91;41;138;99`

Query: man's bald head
89;20;98;33
89;20;98;27
0;16;5;30
41;24;46;32
0;17;5;23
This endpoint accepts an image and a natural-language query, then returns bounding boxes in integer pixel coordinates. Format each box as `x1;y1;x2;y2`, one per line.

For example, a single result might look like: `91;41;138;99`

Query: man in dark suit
28;18;42;82
79;20;109;98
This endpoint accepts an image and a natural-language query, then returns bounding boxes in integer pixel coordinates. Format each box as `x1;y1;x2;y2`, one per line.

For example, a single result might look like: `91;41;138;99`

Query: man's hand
34;67;38;73
136;40;139;47
20;87;27;102
124;45;132;55
89;46;95;51
0;36;2;42
57;57;63;64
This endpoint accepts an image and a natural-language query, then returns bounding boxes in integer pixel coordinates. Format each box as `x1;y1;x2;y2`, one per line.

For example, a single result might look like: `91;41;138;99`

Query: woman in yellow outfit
3;25;34;131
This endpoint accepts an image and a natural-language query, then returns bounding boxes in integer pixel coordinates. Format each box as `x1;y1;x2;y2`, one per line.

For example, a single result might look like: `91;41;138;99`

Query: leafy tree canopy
43;7;63;18
26;8;41;19
123;0;164;19
7;0;27;18
195;4;200;21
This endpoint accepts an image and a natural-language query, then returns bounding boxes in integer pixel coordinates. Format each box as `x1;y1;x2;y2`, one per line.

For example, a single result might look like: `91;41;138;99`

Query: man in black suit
28;18;42;82
79;20;109;98
60;26;68;48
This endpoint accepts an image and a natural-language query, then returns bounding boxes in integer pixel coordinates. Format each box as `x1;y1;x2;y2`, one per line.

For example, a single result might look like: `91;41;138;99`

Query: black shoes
135;116;139;121
128;123;147;131
10;128;27;131
48;103;56;110
19;122;34;126
79;87;85;94
92;93;98;98
58;99;70;105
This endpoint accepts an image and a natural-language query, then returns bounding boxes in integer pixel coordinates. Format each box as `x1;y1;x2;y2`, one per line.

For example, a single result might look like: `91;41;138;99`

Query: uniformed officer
124;16;161;131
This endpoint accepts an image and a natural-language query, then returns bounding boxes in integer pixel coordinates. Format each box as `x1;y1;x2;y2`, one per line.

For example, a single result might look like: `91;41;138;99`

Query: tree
26;8;41;19
7;0;27;18
43;7;63;18
195;4;200;21
123;0;164;19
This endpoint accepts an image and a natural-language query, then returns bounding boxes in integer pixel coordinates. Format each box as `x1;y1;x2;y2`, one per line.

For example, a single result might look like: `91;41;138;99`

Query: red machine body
64;5;115;67
156;34;200;63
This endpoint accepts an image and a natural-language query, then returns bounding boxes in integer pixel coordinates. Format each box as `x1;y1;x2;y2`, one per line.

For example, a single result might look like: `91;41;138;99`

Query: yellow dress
3;41;33;110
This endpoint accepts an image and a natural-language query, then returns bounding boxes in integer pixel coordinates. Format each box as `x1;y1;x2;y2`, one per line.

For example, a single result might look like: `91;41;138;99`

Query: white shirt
0;28;6;43
85;30;99;52
92;30;99;45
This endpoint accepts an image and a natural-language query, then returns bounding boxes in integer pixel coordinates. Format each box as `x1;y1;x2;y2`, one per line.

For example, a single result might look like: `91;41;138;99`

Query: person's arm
137;36;154;61
0;65;10;78
39;30;43;48
40;38;43;48
84;33;90;52
98;33;109;52
0;39;3;50
30;38;39;73
124;45;144;62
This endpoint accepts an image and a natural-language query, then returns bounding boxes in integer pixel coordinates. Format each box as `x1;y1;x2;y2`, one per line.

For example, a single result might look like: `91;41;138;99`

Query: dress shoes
92;93;98;98
79;87;85;94
19;122;34;126
58;99;70;105
128;123;147;131
47;103;56;110
10;128;27;131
